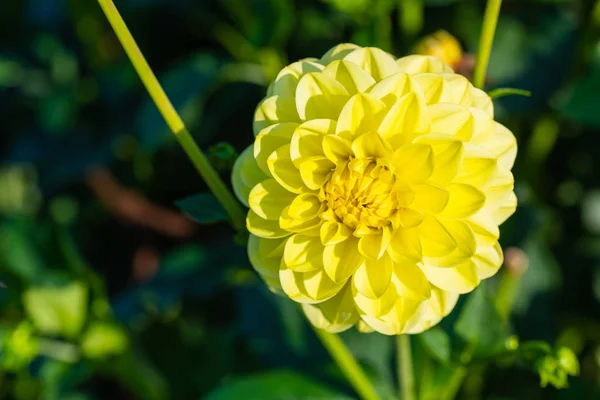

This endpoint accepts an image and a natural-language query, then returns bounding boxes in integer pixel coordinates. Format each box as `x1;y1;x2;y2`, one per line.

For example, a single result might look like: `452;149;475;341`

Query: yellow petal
322;134;353;165
248;179;295;220
428;220;476;267
402;287;458;334
367;72;412;107
343;47;400;81
440;183;486;219
247;209;290;239
492;191;517;225
297;156;335;190
283;234;324;272
393;143;434;183
302;268;346;302
392;260;431;300
437;73;474;106
280;264;318;303
396;55;454;74
396;208;424;228
358;226;393;259
387;227;422;262
290;119;336;166
468;209;500;239
474;122;517;169
335;93;387;139
414;134;464;184
353;253;393;298
247;234;285;280
320;43;362;64
411;73;444;104
253;95;300;136
418;215;457;257
322;60;376;94
295;72;349;120
473;241;503;279
422;260;479;294
287;193;323;220
378;92;430;146
302;284;359;333
267;144;305;193
323;237;364;283
231;144;268;207
352;277;398;317
279;205;322;235
254;122;298;174
412;183;449;214
453;143;497;188
428;103;473;141
472;87;494;116
320;221;352;245
270;60;324;97
351;132;392;159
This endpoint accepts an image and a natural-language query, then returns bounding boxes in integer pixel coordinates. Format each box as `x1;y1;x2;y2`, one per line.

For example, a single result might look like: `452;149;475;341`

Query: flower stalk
397;335;416;400
473;0;503;89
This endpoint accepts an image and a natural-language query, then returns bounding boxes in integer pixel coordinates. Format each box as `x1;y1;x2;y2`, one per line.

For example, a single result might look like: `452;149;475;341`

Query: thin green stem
312;327;381;400
473;0;503;89
96;0;246;231
397;335;416;400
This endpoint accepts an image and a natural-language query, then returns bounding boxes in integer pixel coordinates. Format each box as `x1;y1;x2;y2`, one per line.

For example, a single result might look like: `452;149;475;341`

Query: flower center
319;158;399;231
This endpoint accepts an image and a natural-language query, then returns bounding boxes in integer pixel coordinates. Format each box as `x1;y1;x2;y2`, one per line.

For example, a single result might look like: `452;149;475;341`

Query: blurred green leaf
202;370;353;400
101;351;168;400
557;68;600;127
454;285;509;357
0;219;44;282
418;327;451;364
23;282;88;338
175;193;228;225
80;322;129;359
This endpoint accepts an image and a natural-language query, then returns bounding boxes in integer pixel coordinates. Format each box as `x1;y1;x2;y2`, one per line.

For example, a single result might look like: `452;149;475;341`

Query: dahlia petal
428;103;473;141
468;209;500;239
393;143;434;183
453;143;498;188
396;208;424;228
266;144;305;194
279;206;322;235
320;221;352;245
248;234;285;280
353;253;393;298
302;268;346;301
253;95;300;136
322;134;353;165
287;193;323;220
248;179;295;220
323;60;376;94
475;122;517;169
473;240;503;279
351;131;392;159
297;156;335;190
343;47;400;81
414;134;464;184
290;119;336;166
438;73;474;106
231;145;267;206
428;220;476;267
254;122;298;174
302;284;359;333
247;209;290;239
412;183;449;214
352;276;397;317
295;72;349;120
418;215;457;257
336;93;387;139
403;287;459;334
492;191;517;225
280;265;319;303
379;92;430;146
471;87;494;116
270;60;324;98
283;234;324;272
411;73;444;104
422;259;480;294
440;183;486;219
358;226;392;259
393;260;431;300
367;72;412;107
323;237;364;283
485;164;514;211
396;55;454;74
320;43;362;64
387;227;422;262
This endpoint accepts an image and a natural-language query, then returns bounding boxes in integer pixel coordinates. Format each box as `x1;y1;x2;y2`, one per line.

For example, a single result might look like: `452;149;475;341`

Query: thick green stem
397;335;416;400
473;0;503;89
96;0;246;231
312;327;382;400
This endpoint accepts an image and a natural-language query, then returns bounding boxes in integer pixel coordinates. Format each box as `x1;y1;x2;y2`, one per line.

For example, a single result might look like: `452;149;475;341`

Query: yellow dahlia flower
232;44;517;335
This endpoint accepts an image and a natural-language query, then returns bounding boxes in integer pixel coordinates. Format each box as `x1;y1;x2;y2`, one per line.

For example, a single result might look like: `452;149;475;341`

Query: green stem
397;335;416;400
473;0;503;89
96;0;246;231
312;327;381;400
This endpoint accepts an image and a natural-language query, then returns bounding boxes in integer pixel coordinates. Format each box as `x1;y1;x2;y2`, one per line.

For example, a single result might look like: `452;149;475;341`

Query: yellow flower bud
414;30;463;69
233;44;517;335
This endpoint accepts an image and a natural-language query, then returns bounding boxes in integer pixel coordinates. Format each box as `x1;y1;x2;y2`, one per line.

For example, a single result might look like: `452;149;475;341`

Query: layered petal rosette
232;44;517;335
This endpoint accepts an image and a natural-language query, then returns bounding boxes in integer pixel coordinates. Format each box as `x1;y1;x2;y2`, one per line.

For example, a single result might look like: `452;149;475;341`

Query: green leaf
23;282;88;338
454;285;509;357
418;327;451;364
202;371;353;400
176;193;228;224
81;322;129;359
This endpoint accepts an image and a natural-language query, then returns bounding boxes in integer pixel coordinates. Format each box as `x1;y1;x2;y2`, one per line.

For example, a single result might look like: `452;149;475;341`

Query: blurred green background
1;0;600;399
